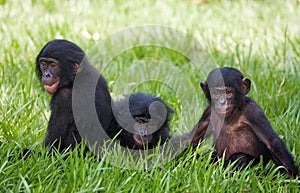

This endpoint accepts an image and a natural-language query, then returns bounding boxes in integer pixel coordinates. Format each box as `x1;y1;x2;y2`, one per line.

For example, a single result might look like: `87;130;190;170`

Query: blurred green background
0;0;299;192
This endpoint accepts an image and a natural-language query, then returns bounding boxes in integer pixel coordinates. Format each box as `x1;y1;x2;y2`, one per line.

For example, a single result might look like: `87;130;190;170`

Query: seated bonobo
189;67;298;178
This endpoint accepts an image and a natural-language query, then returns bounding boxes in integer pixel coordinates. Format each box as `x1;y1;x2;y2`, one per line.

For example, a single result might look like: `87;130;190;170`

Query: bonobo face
210;86;235;116
132;116;160;147
39;57;60;94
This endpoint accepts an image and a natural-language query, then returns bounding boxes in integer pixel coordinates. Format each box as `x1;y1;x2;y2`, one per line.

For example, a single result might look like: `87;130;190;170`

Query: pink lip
133;134;146;147
44;80;59;94
216;107;231;116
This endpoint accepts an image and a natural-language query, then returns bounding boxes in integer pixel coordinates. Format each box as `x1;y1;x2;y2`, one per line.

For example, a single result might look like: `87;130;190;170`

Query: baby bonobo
113;93;174;149
190;67;298;177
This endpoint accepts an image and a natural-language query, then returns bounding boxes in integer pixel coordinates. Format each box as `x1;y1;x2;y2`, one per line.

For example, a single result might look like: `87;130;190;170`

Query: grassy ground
1;0;300;192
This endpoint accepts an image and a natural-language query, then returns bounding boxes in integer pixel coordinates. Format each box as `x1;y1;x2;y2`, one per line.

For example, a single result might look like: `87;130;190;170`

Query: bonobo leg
224;153;259;168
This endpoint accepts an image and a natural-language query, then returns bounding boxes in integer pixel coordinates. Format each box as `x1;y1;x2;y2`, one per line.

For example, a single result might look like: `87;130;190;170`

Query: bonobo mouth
215;106;232;116
133;134;152;147
44;80;60;94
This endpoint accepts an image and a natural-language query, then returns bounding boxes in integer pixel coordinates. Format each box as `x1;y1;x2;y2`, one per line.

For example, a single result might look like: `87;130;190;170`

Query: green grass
1;0;300;192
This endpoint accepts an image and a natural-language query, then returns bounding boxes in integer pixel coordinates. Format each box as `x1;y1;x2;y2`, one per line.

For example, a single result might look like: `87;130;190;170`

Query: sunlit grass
0;0;299;192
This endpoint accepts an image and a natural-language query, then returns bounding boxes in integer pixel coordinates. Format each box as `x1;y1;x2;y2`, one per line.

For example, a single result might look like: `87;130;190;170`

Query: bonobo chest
50;88;73;112
213;117;262;159
212;116;248;137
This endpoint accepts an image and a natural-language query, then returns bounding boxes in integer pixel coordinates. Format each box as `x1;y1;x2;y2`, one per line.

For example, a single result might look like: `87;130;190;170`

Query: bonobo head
200;67;251;116
115;93;174;148
129;93;174;147
35;39;85;94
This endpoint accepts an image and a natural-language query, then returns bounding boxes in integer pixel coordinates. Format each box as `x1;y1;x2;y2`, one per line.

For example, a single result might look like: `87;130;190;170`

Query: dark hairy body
190;67;298;177
36;39;172;152
113;93;173;149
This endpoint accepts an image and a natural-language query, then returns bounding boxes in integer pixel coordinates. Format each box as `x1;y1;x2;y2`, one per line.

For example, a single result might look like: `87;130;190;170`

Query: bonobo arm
170;107;210;149
245;100;298;177
44;89;74;148
190;106;211;148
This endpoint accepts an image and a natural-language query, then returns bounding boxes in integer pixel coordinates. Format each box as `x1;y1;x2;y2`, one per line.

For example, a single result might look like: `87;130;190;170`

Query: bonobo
190;67;298;177
36;39;114;152
112;93;174;149
36;39;172;152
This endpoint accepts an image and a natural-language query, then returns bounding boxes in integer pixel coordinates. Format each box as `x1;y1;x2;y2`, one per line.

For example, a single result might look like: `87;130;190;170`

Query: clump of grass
0;0;299;192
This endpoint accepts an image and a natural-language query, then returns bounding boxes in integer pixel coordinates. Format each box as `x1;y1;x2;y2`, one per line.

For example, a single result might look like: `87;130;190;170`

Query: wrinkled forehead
39;57;59;63
210;86;227;91
207;70;243;88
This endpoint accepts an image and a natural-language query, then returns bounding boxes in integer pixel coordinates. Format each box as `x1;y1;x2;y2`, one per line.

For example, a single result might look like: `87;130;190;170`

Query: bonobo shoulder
243;97;268;118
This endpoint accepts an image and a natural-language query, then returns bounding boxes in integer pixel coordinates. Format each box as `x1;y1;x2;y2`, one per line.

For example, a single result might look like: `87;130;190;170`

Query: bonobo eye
40;62;47;67
211;89;218;96
225;89;233;97
211;89;221;97
50;62;57;68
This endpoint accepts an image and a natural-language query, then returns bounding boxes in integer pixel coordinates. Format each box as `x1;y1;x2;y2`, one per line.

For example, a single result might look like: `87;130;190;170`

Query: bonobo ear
200;81;210;97
73;63;80;75
242;78;251;95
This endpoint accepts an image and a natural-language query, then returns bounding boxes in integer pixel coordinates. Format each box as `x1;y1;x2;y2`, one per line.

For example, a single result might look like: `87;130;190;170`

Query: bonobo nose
141;135;150;141
140;127;148;136
44;71;53;78
219;97;225;104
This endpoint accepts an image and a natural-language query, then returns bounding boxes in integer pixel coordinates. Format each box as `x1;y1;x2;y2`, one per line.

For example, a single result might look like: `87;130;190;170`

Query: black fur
36;40;114;152
113;93;174;149
190;67;298;177
36;40;173;152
